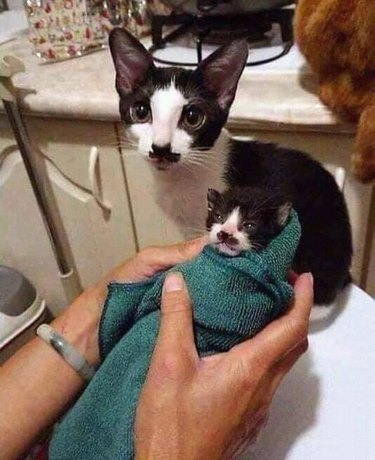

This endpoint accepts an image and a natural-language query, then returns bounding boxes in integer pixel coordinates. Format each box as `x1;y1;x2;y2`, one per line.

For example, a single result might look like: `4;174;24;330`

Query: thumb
155;236;207;268
154;273;198;364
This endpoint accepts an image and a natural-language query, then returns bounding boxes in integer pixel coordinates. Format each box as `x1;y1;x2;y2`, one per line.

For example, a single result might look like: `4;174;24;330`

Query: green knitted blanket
49;211;300;460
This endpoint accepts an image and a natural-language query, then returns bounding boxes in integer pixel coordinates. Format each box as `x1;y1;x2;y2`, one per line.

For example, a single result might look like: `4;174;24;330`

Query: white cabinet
25;118;137;290
1;116;137;314
0;116;66;314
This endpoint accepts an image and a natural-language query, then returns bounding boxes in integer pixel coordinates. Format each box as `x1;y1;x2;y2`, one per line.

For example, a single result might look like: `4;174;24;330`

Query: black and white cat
109;28;352;304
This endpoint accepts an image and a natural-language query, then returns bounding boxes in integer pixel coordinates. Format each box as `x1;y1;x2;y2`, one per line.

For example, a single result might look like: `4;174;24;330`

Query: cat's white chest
153;156;226;237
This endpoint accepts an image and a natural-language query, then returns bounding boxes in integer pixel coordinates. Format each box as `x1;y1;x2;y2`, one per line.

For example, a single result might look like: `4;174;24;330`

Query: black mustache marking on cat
109;28;353;305
109;27;248;163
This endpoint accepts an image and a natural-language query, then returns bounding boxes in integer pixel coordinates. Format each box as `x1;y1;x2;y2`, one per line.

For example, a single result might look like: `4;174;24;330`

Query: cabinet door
0;116;66;314
25;118;137;289
230;128;373;285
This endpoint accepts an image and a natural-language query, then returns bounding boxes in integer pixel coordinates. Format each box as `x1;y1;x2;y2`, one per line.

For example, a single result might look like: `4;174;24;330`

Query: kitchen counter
0;35;355;132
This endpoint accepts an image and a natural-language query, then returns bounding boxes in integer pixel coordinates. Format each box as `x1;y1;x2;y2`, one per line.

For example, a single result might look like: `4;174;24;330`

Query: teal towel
49;211;301;460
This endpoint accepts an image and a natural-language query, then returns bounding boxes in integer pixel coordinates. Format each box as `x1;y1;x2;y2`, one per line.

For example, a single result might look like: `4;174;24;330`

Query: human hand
106;236;208;284
135;272;313;459
53;237;206;367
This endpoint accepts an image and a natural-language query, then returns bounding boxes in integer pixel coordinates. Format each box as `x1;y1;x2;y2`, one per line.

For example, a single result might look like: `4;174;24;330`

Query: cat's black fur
226;141;352;303
109;28;353;304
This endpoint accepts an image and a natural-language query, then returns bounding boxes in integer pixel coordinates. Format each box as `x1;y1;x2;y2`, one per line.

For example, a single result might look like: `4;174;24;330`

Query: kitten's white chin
214;243;241;257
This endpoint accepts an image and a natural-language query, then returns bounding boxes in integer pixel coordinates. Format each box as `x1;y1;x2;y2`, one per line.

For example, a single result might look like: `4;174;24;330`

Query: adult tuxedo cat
109;28;352;304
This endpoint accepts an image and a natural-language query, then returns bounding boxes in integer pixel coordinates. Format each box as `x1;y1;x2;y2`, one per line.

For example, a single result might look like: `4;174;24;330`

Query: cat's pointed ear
277;202;292;226
109;28;154;96
197;40;248;111
207;188;221;209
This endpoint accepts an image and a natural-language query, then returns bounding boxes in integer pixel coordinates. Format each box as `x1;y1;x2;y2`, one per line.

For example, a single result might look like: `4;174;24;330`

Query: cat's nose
150;144;171;159
149;144;180;163
217;231;229;242
217;231;238;246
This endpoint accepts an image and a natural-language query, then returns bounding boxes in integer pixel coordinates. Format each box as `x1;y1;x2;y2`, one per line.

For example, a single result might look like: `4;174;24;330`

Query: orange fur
295;0;375;182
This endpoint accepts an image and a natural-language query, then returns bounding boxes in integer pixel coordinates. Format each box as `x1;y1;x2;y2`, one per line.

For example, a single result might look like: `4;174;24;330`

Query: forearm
0;240;204;459
0;287;103;459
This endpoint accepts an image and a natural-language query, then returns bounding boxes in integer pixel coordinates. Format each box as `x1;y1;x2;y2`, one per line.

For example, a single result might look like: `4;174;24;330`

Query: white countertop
0;34;355;131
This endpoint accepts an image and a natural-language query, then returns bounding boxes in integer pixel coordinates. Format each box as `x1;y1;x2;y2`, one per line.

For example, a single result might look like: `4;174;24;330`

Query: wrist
52;286;105;367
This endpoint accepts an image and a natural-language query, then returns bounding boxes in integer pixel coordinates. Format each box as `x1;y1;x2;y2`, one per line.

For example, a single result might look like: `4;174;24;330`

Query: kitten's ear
109;28;154;96
197;40;248;111
277;202;292;226
207;188;221;209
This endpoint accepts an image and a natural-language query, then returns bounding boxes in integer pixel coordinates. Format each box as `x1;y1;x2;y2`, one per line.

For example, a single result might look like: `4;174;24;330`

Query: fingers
234;273;313;371
269;338;308;393
153;273;198;373
287;269;299;285
143;237;207;272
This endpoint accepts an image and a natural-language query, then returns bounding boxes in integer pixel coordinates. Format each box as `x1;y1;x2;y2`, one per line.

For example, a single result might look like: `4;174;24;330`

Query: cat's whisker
120;151;140;157
181;159;214;171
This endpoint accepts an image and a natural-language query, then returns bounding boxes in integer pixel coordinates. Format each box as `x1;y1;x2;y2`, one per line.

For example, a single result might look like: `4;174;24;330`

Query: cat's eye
181;106;206;130
244;222;255;230
130;102;151;123
214;212;224;222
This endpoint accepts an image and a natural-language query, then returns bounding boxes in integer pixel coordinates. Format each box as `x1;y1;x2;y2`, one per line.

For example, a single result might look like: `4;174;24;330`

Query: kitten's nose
217;231;239;246
217;231;229;242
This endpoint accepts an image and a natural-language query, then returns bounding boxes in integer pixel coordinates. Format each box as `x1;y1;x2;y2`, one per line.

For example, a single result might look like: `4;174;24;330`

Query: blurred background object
23;0;170;62
294;0;375;183
0;0;8;13
0;265;52;364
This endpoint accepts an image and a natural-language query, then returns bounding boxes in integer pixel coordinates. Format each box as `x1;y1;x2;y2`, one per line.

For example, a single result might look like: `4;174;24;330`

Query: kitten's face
109;29;248;170
206;188;291;256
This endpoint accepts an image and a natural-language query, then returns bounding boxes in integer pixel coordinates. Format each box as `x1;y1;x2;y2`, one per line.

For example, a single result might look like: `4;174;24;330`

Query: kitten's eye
130;102;151;123
243;222;255;230
181;106;206;130
215;212;224;222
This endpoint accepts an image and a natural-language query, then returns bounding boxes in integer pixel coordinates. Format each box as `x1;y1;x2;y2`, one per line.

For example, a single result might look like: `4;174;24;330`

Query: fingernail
306;272;314;286
164;273;183;292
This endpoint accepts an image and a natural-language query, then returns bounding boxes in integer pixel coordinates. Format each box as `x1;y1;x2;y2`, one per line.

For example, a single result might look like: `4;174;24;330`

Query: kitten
207;187;291;257
109;28;352;304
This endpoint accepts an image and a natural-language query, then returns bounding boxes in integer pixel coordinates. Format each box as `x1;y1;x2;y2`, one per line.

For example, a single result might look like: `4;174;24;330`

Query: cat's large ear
197;40;248;111
277;202;292;226
207;188;222;210
109;28;154;96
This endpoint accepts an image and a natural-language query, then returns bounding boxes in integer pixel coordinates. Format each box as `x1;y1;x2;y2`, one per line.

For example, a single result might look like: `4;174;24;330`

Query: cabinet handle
89;146;112;213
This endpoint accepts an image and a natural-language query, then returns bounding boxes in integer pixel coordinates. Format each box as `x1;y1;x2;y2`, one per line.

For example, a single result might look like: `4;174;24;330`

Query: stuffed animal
294;0;375;183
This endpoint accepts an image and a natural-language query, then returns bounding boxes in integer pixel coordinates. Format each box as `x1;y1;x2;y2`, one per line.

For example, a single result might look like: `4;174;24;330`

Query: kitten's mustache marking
207;187;292;257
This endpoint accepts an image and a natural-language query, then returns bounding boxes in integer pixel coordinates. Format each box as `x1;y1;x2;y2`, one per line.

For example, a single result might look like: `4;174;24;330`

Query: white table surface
241;284;375;460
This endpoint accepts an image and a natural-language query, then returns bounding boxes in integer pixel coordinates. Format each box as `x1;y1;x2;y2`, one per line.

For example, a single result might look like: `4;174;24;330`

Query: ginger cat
295;0;375;182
